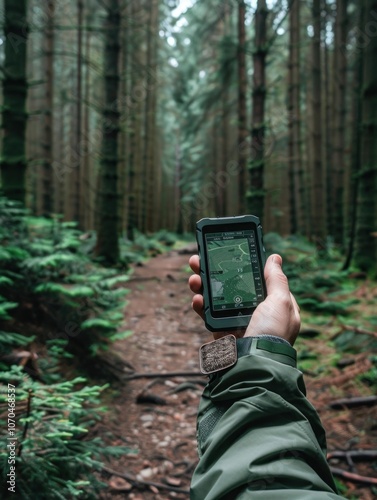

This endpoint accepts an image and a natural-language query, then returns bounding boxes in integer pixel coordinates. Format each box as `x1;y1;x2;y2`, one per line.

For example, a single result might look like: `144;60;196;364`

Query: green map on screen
206;231;257;311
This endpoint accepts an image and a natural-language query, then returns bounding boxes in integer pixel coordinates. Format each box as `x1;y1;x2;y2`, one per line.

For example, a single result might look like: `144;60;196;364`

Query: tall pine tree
95;0;121;263
354;0;377;274
1;0;29;204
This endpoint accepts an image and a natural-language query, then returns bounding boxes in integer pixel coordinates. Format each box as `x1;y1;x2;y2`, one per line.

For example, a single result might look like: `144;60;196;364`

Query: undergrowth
0;198;181;498
0;360;131;499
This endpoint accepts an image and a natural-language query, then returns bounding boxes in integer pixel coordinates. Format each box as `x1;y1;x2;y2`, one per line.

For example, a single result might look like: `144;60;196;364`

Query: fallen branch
330;467;377;486
328;450;377;461
339;324;377;339
329;396;377;409
127;276;161;282
125;371;205;380
101;466;190;495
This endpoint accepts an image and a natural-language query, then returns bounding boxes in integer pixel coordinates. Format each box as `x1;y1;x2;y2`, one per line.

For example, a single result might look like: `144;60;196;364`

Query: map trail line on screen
205;230;264;312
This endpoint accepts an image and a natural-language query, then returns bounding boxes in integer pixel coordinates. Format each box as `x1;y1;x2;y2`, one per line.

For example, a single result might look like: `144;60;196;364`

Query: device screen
204;228;265;316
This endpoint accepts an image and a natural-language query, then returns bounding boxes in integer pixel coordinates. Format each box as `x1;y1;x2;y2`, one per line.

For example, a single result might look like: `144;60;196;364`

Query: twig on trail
171;460;197;478
327;450;377;461
168;382;202;394
140;378;163;392
329;396;377;409
101;466;190;495
333;324;377;340
125;371;205;380
173;442;190;458
127;276;161;282
330;467;377;485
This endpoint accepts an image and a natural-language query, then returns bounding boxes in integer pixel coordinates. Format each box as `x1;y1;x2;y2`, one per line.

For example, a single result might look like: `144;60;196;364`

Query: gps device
196;215;267;332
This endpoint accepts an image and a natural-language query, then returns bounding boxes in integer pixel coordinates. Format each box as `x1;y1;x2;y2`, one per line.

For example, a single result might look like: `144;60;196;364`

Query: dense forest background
0;0;377;498
0;0;376;268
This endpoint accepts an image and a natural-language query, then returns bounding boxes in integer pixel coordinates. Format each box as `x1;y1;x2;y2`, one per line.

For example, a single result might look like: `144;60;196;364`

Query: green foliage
119;229;183;265
264;233;360;318
333;330;377;353
0;365;132;499
360;362;377;388
0;198;184;499
0;198;131;367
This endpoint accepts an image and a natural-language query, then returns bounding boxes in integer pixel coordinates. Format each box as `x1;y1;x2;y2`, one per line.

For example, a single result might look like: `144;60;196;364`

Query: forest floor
96;246;377;500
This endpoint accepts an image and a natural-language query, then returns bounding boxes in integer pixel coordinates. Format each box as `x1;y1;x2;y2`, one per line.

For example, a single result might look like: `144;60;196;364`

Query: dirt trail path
100;247;210;499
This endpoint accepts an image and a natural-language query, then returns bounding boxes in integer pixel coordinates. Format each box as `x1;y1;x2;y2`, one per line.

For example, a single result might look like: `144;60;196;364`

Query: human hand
188;253;300;345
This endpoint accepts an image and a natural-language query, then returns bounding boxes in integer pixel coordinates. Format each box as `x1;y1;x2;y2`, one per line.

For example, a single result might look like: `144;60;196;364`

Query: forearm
191;337;343;500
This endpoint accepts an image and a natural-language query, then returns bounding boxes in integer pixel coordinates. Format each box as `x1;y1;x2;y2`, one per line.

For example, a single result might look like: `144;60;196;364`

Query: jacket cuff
236;336;297;367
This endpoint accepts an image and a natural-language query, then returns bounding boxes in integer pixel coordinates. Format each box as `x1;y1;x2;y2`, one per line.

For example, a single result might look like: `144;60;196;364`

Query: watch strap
199;334;295;375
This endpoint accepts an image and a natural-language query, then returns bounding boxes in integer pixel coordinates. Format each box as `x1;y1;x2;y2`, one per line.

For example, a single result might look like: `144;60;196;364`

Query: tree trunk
247;0;268;221
323;0;333;240
354;0;377;273
310;0;326;245
118;2;129;235
127;0;143;240
1;0;29;204
37;0;55;216
288;0;304;234
142;0;159;232
343;3;363;270
75;0;83;224
331;0;348;245
237;0;247;215
95;0;121;264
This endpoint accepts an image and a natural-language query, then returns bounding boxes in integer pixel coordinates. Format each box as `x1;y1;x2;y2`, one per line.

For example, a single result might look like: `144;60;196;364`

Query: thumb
264;254;290;296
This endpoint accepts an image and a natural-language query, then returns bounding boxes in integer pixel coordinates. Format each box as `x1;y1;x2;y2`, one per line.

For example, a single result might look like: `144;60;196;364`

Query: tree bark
247;0;268;221
75;0;84;225
323;0;333;240
310;0;326;245
95;0;121;264
1;0;29;204
331;0;348;245
288;0;304;234
237;0;247;214
127;0;145;240
343;2;364;270
354;0;377;273
142;0;159;232
37;0;55;216
82;12;92;230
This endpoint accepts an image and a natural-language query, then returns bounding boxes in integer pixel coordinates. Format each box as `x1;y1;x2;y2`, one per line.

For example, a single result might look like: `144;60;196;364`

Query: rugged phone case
196;215;267;332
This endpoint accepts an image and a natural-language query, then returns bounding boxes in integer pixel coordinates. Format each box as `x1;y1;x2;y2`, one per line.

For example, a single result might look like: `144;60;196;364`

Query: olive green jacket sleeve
190;337;344;500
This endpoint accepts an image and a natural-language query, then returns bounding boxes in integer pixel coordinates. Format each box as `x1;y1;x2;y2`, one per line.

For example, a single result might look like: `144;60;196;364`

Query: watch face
202;223;265;318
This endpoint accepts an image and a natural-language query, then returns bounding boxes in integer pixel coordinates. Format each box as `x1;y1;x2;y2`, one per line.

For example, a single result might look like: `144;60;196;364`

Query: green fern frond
80;318;115;331
25;253;77;268
109;330;133;342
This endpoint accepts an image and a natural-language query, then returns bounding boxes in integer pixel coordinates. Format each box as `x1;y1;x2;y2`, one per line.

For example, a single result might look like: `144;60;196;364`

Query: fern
80;318;115;331
35;283;95;298
0;197;131;368
109;330;133;342
0;366;133;499
0;301;18;320
25;253;78;269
